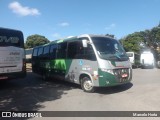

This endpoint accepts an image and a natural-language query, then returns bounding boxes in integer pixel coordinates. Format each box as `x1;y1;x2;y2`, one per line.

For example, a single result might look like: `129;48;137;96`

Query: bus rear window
0;30;23;47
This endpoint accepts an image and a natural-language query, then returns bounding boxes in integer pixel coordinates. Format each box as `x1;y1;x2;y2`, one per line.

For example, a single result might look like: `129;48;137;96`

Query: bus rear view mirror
82;39;88;48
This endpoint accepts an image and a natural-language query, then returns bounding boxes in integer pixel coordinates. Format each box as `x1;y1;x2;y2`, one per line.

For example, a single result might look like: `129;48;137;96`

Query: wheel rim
83;80;93;91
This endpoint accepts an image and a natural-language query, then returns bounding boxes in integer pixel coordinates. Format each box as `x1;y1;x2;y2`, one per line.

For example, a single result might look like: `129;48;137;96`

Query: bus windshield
91;37;128;61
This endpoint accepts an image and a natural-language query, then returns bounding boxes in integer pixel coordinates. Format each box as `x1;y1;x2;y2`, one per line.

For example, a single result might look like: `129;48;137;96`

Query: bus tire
81;77;95;93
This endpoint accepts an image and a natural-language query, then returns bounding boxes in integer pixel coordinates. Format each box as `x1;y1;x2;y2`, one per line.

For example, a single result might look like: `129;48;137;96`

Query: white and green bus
0;27;26;80
32;34;132;92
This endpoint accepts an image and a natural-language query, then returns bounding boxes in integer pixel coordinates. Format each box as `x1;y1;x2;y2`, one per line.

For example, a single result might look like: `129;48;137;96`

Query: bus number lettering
10;52;20;55
0;36;19;43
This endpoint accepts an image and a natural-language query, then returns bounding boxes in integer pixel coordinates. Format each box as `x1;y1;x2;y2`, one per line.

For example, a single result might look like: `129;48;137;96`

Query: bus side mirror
82;39;88;48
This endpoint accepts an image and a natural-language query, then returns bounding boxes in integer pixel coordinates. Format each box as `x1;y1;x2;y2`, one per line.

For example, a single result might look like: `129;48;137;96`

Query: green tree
120;23;160;62
105;34;115;38
150;27;160;44
120;32;144;53
25;34;50;48
24;43;27;49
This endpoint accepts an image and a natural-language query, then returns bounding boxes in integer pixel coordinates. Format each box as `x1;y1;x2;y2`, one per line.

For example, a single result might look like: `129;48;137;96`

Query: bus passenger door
66;41;80;83
66;40;97;83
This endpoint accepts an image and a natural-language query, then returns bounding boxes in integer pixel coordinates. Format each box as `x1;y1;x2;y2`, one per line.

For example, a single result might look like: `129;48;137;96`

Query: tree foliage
120;32;145;53
120;26;160;54
25;34;50;48
105;34;115;38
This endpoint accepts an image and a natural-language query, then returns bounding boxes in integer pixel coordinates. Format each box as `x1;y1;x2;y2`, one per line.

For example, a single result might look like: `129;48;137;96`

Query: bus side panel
65;59;99;86
50;59;68;79
49;59;81;82
49;59;99;86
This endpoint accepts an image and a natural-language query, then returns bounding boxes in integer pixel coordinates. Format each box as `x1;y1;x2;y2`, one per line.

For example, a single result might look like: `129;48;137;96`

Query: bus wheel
81;77;95;93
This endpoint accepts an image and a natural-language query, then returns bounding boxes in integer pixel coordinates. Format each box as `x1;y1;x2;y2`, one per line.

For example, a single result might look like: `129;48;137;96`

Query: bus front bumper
98;68;132;87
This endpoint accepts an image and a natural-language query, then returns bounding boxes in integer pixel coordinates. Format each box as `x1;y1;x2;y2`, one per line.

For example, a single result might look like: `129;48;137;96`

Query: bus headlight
100;68;114;75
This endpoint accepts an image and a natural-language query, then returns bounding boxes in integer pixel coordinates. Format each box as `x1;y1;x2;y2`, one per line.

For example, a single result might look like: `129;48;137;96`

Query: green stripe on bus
50;59;72;73
98;68;116;86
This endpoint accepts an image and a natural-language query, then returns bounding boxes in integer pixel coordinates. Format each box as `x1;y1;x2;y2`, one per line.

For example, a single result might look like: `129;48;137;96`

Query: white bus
126;52;140;68
140;51;154;69
0;28;26;80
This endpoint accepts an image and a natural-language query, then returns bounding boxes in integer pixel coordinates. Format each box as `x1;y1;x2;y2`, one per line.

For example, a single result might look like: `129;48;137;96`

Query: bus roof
33;34;116;49
50;36;77;44
51;34;116;43
0;27;22;33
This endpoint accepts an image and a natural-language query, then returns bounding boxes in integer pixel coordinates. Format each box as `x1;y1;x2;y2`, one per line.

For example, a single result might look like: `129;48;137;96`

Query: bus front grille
113;68;130;83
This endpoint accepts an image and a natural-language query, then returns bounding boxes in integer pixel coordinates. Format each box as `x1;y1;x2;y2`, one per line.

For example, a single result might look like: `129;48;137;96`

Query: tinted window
67;39;96;61
57;42;67;59
0;29;24;48
50;44;57;59
67;41;79;59
77;38;96;61
33;49;38;56
38;47;43;56
85;44;96;60
42;45;50;59
43;45;50;55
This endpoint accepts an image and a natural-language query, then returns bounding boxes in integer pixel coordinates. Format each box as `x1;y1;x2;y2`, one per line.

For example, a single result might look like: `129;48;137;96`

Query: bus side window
38;47;43;57
73;41;85;59
84;44;96;61
43;45;50;59
67;41;78;59
50;44;57;59
33;48;38;57
57;42;67;59
75;40;96;61
32;48;38;61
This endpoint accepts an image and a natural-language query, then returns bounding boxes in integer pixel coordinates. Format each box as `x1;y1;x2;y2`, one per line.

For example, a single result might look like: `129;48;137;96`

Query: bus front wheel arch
80;75;95;93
